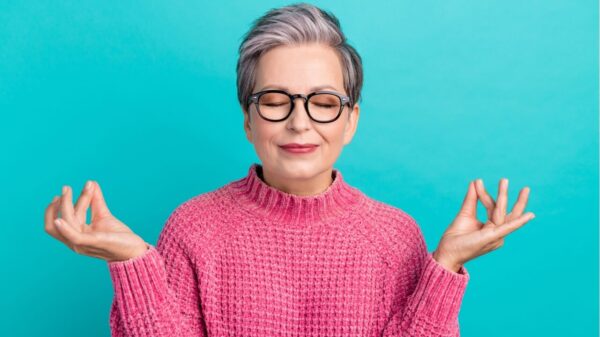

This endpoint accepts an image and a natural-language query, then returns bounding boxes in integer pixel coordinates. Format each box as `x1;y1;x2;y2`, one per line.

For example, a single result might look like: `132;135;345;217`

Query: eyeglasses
247;89;351;123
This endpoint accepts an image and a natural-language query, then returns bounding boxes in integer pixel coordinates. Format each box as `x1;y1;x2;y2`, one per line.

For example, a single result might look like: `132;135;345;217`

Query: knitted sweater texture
107;163;470;337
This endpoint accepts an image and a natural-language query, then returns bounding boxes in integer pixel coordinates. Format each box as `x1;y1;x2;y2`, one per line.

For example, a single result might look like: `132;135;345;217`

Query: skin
44;42;535;267
432;178;535;272
43;182;148;262
242;43;360;196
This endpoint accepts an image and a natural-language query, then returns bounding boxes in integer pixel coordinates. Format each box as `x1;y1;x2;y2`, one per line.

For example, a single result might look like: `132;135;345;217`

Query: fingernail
530;213;535;219
54;219;62;227
479;179;484;187
62;186;67;195
85;181;92;190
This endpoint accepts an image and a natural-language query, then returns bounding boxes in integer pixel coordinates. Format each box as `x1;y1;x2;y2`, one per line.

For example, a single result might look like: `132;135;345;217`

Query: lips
279;143;319;149
279;143;319;154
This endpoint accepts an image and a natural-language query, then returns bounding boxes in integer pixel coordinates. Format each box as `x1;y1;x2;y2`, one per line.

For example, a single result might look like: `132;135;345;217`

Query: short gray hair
236;2;363;113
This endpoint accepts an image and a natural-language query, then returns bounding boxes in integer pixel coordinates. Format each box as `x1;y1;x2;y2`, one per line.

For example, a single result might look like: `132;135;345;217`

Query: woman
44;3;534;337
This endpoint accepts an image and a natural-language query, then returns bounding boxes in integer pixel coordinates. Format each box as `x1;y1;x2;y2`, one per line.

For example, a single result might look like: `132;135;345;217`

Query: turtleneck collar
226;163;366;227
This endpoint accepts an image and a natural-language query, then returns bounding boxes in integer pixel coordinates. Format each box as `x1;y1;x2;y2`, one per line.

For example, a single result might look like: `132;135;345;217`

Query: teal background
1;1;597;336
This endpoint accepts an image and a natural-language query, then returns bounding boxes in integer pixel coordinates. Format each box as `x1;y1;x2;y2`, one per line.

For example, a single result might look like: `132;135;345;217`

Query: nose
287;96;312;131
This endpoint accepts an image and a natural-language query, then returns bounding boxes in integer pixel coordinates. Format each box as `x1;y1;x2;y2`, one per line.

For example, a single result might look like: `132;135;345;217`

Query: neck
226;163;366;227
258;165;334;196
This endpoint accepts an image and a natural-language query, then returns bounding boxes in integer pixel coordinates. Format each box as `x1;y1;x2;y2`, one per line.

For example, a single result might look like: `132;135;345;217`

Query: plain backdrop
0;1;597;336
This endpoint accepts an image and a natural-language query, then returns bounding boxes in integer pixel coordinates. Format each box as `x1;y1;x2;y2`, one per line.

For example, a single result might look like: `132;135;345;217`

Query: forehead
255;43;345;92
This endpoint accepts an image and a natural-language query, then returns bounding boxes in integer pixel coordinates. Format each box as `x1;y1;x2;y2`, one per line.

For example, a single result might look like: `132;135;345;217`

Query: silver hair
236;2;363;114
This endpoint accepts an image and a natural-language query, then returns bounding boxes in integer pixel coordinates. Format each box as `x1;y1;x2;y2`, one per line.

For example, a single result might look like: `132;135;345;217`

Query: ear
242;104;253;144
343;103;360;145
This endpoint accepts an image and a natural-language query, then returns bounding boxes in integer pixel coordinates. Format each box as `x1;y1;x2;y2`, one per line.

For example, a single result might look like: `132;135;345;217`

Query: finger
458;180;478;217
490;212;535;240
44;196;59;228
45;196;69;244
74;180;94;225
475;179;496;220
90;181;112;221
54;218;93;253
59;185;76;225
492;178;508;225
508;186;530;220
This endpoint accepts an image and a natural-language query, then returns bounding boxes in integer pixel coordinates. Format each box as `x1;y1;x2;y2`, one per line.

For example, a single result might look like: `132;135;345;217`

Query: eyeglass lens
257;92;342;122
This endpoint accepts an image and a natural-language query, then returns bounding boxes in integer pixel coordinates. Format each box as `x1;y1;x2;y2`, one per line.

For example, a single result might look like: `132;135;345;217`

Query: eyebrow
258;84;341;92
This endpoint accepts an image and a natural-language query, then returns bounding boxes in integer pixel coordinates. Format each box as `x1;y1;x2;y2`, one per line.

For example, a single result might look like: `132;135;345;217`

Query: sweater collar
227;163;365;227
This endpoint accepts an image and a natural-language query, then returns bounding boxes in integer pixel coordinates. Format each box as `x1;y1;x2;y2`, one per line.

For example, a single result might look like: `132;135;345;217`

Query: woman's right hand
44;180;149;263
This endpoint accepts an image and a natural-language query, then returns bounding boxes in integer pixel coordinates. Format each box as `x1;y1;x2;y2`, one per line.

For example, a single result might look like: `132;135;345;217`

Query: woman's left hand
432;178;535;273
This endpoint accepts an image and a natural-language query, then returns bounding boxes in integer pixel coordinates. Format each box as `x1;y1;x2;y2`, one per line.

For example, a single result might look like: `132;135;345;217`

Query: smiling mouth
279;145;319;154
279;144;319;149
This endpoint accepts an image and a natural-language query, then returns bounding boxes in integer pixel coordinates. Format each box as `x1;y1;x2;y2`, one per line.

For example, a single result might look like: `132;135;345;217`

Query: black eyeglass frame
247;89;352;123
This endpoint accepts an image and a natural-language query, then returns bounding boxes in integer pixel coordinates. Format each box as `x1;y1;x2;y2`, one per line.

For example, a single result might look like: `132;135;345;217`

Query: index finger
475;179;496;219
490;212;535;240
44;196;60;230
59;185;76;224
74;180;94;225
44;196;69;244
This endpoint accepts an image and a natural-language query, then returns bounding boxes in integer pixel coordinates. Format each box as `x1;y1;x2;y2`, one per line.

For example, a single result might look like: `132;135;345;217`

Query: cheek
319;124;346;149
252;120;281;154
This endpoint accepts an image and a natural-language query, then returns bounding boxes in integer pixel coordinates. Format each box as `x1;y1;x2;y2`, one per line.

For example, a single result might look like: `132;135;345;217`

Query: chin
270;161;324;179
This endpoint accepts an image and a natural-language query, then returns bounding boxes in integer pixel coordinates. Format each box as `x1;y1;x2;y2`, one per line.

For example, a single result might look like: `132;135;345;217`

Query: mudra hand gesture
44;181;149;262
432;178;535;272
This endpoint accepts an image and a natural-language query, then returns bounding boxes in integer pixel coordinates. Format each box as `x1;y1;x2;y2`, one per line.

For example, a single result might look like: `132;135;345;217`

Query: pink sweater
107;163;470;337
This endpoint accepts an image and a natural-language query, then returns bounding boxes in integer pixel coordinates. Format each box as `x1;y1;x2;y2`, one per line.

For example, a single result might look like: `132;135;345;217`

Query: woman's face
243;42;360;182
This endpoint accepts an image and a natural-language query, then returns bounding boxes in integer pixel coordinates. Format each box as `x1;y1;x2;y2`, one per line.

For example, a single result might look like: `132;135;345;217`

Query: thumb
90;180;112;220
457;180;478;217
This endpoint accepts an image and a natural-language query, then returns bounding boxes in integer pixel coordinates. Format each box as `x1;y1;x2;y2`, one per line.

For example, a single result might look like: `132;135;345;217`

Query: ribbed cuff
408;252;470;326
107;244;168;317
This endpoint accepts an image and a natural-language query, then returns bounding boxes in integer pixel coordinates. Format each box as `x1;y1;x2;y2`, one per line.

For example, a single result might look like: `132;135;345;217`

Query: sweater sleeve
382;220;470;337
107;208;208;337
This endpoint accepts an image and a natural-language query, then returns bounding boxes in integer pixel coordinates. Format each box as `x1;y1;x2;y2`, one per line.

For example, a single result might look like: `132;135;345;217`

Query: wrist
432;250;462;273
129;243;150;259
